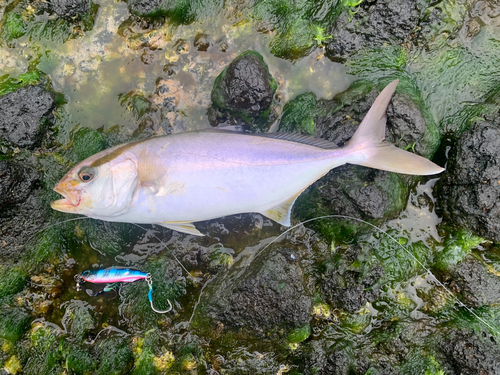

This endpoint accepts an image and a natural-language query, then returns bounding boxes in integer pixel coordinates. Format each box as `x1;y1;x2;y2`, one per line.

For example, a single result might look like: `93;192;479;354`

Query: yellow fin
158;222;204;236
261;192;302;226
138;148;169;195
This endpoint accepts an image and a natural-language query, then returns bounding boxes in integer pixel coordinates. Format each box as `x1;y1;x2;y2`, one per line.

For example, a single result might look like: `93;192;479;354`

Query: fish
51;80;444;236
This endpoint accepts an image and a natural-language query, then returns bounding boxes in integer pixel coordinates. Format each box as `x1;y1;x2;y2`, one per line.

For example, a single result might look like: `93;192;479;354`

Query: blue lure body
80;268;149;284
75;267;172;313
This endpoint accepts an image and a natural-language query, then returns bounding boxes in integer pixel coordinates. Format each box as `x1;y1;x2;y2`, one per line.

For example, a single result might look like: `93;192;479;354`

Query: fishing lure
74;268;172;313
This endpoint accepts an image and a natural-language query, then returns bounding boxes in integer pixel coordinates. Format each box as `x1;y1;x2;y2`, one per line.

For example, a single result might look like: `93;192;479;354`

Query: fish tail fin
346;80;444;176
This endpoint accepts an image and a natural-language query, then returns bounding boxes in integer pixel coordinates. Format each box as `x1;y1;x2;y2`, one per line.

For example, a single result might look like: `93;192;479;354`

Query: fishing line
254;214;499;336
129;223;197;282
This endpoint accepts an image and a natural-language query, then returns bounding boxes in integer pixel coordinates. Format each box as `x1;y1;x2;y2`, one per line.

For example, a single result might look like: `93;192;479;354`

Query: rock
0;85;55;148
193;33;210;52
209;51;277;130
125;0;194;23
441;329;500;375
0;160;40;211
201;247;311;333
448;258;500;307
0;160;45;262
326;0;420;62
435;120;500;242
49;0;90;19
321;245;383;313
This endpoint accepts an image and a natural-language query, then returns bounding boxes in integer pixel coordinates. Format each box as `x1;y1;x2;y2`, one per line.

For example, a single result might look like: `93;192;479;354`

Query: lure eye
78;167;95;183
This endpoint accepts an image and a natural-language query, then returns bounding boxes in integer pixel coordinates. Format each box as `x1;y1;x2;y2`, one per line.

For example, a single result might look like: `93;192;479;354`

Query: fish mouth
50;186;81;212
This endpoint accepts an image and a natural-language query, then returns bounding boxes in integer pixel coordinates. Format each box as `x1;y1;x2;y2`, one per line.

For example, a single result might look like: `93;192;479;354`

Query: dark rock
209;51;277;130
435;120;500;242
0;160;40;211
441;329;500;375
448;258;500;307
126;0;162;18
193;33;210;52
0;193;46;262
326;0;419;62
321;245;383;313
202;248;311;332
125;0;195;23
48;0;90;19
0;85;55;148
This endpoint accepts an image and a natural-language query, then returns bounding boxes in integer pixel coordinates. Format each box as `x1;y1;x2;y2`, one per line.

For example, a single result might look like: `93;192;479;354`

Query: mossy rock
210;51;277;131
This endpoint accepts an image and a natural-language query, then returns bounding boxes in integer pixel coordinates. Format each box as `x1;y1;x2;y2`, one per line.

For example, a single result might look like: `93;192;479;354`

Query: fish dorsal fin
138;148;169;195
261;191;303;227
201;128;337;149
158;222;204;236
258;132;338;149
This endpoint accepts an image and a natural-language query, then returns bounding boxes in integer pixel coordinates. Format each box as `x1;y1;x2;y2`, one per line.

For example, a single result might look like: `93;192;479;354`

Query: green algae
0;71;41;97
96;337;133;375
70;128;107;163
0;267;27;300
1;13;26;42
252;0;344;60
118;92;152;122
434;229;486;271
288;323;311;344
64;345;97;374
279;92;318;134
0;308;30;343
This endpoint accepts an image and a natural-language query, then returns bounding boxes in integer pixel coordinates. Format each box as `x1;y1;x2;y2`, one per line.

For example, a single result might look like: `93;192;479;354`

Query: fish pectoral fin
261;192;302;227
138;148;169;195
157;222;205;236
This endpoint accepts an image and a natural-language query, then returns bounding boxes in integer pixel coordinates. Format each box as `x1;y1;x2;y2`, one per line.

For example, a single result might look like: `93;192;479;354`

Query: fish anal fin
138;148;169;195
158;222;204;236
261;192;303;227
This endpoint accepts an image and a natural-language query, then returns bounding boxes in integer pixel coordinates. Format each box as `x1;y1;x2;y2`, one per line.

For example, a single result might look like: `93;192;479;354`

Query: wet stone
0;160;40;211
48;0;91;19
440;329;500;375
202;248;312;332
321;245;383;313
126;0;162;18
325;0;420;62
447;258;500;308
193;33;211;52
0;85;55;148
209;51;277;129
435;120;500;242
0;160;45;261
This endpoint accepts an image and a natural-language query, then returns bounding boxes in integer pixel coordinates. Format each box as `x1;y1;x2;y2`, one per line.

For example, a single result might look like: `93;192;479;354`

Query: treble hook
146;274;172;314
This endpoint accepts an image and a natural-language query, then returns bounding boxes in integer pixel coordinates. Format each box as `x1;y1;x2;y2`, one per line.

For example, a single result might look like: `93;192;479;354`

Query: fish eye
78;167;96;183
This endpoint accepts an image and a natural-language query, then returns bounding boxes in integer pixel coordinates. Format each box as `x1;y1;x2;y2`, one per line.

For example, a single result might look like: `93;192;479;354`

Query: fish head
51;147;139;218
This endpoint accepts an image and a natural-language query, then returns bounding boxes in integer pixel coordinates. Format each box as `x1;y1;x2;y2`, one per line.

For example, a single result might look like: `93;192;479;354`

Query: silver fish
51;80;444;236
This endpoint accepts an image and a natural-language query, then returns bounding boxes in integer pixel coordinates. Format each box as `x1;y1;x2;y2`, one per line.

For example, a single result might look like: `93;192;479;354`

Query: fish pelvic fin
158;222;204;236
345;80;445;176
